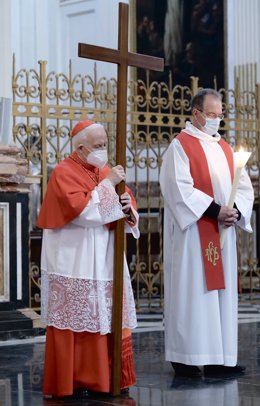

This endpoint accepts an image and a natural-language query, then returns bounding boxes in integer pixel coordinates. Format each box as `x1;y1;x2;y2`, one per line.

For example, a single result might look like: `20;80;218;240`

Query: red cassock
37;153;137;396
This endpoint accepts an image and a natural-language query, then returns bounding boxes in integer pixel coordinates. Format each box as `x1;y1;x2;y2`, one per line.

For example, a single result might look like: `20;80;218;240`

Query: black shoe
72;388;89;399
87;389;130;399
120;388;130;395
171;362;202;378
204;364;246;376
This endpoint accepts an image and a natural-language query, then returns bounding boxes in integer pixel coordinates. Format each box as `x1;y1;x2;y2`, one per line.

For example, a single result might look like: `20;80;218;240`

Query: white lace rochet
96;179;125;224
41;272;137;334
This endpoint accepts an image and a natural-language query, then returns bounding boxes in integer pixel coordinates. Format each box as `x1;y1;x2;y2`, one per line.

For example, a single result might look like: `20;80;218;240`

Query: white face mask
203;117;221;136
86;149;108;168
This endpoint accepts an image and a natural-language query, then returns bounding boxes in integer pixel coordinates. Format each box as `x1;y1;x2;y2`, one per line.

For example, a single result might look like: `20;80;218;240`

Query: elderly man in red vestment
37;120;139;398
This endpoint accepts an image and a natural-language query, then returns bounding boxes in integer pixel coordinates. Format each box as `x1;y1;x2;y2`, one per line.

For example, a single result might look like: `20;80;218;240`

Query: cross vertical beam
112;3;128;396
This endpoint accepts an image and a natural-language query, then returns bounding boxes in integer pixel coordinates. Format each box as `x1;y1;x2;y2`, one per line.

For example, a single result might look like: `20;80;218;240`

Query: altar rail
12;56;260;312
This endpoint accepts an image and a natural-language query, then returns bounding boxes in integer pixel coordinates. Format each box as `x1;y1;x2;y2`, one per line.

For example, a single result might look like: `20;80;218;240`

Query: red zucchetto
71;120;101;137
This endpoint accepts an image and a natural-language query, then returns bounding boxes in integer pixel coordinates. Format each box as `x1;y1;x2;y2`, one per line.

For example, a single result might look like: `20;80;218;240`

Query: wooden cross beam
78;2;164;396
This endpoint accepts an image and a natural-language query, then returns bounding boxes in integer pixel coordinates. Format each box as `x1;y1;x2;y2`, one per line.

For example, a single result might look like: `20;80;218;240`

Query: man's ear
192;108;199;120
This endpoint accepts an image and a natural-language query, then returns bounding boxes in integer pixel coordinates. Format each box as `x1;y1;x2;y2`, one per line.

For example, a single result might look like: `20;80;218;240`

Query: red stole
177;131;234;291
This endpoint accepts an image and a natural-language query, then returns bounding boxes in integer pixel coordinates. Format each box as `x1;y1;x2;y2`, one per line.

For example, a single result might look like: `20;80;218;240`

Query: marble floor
0;316;260;406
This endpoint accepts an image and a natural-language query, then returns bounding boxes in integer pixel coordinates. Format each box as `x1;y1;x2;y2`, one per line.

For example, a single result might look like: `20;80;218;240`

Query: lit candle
220;147;251;249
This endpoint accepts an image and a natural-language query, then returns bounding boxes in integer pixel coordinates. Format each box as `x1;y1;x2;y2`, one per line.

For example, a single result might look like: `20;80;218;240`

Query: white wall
0;0;12;142
11;0;59;72
10;0;129;78
0;0;130;143
226;0;260;89
59;0;129;78
0;0;12;99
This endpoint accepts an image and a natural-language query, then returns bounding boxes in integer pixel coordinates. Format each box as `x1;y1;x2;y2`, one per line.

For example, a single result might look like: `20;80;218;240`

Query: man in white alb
160;88;254;377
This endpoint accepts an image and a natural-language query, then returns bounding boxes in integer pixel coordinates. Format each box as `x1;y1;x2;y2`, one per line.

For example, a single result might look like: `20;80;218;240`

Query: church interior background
1;0;260;405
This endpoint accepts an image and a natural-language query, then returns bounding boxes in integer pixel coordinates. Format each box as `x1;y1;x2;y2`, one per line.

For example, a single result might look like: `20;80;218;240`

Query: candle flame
234;147;251;168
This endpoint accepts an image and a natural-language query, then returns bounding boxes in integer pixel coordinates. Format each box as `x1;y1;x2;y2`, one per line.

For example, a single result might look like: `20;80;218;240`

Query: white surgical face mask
86;149;108;168
203;117;221;136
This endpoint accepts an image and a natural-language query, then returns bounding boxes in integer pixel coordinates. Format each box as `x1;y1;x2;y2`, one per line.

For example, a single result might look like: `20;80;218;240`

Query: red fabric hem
120;334;136;389
43;326;135;397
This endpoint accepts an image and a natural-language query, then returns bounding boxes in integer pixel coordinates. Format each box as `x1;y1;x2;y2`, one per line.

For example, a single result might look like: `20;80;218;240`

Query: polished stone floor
0;321;260;406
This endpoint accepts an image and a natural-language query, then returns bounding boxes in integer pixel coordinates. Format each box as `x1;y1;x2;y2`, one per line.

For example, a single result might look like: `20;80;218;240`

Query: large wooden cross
78;2;164;396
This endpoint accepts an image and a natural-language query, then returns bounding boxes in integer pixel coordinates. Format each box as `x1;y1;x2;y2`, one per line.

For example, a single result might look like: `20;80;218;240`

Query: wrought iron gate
12;56;260;312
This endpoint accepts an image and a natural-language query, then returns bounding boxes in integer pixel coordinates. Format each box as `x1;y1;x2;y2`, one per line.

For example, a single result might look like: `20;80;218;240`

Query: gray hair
72;124;103;150
191;88;222;111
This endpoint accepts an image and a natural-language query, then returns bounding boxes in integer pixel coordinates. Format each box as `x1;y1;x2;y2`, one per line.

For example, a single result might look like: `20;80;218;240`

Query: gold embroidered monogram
205;241;220;266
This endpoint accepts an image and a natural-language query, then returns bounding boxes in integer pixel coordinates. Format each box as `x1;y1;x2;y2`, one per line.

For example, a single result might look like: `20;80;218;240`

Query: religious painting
134;0;225;88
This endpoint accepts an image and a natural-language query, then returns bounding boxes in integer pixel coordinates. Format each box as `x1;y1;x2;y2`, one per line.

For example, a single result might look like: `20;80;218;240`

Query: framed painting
131;0;225;88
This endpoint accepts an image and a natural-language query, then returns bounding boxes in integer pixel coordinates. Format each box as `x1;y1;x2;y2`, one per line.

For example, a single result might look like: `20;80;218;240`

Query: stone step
0;310;45;341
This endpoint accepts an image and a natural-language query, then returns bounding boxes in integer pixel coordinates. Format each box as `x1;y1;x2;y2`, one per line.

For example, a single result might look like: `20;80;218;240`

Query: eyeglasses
197;109;224;121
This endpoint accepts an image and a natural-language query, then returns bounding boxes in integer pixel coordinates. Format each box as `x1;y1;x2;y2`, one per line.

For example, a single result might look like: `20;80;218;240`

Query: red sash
177;131;234;290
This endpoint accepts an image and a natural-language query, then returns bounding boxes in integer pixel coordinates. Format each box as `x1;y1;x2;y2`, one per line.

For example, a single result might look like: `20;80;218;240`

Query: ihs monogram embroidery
205;241;219;266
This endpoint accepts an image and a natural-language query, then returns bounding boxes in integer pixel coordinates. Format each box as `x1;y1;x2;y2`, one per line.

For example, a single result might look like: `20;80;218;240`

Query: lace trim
41;272;137;334
96;179;125;224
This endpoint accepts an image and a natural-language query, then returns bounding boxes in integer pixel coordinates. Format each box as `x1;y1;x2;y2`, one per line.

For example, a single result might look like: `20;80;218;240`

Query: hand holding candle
220;147;251;249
